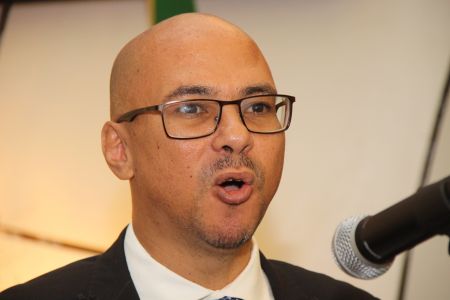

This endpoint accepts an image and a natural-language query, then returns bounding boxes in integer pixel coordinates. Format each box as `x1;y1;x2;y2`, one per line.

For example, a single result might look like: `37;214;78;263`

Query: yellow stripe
148;0;155;25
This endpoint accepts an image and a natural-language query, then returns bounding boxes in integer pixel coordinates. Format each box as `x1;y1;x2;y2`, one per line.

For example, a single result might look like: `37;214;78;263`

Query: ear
101;121;134;180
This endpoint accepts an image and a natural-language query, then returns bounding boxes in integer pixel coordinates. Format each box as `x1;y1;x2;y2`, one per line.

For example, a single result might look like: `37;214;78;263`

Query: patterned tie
217;297;243;300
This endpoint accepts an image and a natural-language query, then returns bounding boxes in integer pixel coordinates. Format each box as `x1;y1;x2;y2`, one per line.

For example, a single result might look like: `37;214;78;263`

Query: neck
132;216;253;290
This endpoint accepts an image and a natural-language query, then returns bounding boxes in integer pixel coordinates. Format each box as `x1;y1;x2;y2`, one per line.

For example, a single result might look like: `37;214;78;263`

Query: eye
176;103;206;115
244;101;274;114
250;102;269;113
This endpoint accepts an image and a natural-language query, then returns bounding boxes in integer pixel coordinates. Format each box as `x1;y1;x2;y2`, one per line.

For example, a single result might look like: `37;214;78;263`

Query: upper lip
214;171;255;186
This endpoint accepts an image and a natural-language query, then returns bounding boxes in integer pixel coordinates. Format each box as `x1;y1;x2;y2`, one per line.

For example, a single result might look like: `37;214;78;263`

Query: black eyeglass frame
116;94;296;140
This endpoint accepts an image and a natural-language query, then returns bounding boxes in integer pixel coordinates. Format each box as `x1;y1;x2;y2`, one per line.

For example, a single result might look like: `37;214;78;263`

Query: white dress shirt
124;224;274;300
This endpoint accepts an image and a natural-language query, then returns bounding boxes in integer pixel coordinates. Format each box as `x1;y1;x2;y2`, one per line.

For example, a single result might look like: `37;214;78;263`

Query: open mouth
213;172;254;205
219;178;245;190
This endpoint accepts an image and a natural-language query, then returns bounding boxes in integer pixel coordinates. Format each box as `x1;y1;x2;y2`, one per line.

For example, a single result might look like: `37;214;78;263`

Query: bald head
109;13;273;120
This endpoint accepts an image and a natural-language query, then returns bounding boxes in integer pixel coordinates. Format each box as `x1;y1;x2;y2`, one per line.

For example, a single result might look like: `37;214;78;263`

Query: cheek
258;135;285;167
140;139;207;192
255;135;285;191
165;141;206;176
129;141;200;218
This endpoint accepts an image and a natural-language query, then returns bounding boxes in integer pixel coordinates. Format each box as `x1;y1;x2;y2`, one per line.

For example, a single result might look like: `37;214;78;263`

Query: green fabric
155;0;196;23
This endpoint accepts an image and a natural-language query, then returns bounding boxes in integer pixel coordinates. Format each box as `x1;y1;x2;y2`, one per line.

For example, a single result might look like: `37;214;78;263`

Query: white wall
1;0;449;299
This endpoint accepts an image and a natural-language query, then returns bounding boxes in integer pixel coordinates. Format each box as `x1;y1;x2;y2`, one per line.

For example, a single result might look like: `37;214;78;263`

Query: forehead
129;26;274;108
157;39;272;99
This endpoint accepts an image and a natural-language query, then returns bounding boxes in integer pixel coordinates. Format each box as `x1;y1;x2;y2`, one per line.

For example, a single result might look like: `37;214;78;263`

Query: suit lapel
260;252;309;300
86;228;140;300
260;252;287;300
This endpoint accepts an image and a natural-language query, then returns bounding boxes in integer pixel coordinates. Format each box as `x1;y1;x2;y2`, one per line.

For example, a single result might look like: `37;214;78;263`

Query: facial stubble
189;155;268;250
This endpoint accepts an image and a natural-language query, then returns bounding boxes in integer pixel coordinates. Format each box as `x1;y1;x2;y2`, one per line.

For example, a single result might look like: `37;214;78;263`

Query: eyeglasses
116;94;295;139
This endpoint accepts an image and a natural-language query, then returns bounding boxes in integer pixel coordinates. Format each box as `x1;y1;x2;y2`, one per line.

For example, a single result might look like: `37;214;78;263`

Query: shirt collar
124;224;273;300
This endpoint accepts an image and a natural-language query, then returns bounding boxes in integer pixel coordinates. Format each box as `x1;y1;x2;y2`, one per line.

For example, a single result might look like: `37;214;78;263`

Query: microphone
332;176;450;279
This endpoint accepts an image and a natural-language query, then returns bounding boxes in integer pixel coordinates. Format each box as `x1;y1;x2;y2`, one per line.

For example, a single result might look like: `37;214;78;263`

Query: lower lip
213;184;253;205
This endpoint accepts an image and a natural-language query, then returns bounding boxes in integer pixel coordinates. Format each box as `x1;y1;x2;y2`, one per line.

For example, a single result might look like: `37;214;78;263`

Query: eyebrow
165;85;214;100
164;83;277;101
241;84;277;96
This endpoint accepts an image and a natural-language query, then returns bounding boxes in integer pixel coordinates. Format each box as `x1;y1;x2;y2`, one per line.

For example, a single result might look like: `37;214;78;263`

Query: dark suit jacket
0;229;378;300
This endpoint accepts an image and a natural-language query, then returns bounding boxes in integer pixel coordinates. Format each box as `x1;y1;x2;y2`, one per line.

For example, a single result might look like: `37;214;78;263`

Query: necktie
217;297;243;300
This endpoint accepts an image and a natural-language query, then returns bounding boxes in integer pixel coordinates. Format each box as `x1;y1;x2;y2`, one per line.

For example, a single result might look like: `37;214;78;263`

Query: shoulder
262;256;379;300
0;228;132;300
0;255;99;300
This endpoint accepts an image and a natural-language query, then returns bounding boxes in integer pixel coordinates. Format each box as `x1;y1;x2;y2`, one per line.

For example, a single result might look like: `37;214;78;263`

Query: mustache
210;155;256;172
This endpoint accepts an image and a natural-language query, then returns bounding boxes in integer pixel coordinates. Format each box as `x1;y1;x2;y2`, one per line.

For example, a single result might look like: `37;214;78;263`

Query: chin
204;231;252;249
197;220;256;250
192;196;267;250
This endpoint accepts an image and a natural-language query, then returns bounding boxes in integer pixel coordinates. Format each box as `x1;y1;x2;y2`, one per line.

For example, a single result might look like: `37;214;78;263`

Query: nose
211;104;253;155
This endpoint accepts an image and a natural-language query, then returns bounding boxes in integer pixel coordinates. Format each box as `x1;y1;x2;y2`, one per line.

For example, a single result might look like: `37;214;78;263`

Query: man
0;13;377;300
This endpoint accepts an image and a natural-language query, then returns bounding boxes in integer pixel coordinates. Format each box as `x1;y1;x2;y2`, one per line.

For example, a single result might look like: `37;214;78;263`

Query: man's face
123;26;285;251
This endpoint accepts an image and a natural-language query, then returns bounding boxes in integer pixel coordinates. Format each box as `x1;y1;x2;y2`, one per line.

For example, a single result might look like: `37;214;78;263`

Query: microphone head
332;215;392;279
